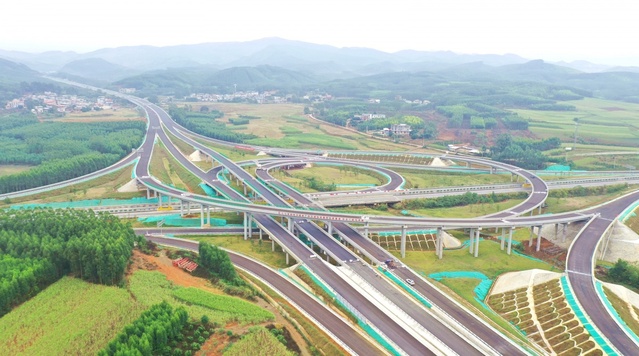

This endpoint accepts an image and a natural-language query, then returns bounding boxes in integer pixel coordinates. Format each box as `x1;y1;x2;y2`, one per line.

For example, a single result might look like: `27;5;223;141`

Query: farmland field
0;165;31;177
177;102;410;151
513;97;639;146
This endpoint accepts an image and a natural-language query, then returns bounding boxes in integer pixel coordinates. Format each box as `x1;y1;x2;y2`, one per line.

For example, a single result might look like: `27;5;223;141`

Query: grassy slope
0;277;144;355
186;236;289;269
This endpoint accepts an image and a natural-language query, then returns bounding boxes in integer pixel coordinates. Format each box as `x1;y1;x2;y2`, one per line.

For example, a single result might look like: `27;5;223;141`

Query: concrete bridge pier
200;205;205;227
286;252;289;265
562;223;569;243
535;225;543;252
364;221;369;239
243;183;247;196
259;227;263;240
157;192;162;209
243;213;249;240
272;238;275;252
328;221;333;236
474;228;481;257
207;206;211;225
507;227;514;255
469;228;475;254
180;200;183;216
436;227;443;259
400;225;407;258
500;227;506;250
287;217;294;234
528;227;534;247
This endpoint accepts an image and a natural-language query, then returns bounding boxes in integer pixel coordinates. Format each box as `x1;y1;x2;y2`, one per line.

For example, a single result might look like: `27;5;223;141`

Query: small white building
390;123;412;136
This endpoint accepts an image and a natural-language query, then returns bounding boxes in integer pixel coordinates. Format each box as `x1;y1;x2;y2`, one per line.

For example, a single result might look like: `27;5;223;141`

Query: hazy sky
3;0;639;65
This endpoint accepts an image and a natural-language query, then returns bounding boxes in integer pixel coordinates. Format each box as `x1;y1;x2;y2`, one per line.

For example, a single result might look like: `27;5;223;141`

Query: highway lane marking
566;270;592;277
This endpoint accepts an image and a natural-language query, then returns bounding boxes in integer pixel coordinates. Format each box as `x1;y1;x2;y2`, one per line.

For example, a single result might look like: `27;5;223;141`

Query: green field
396;239;555;280
150;141;206;195
513;97;639;147
274;165;383;193
0;277;144;355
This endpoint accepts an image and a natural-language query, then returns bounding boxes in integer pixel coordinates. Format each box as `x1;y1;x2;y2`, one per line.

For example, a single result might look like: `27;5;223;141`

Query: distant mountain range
2;37;639;103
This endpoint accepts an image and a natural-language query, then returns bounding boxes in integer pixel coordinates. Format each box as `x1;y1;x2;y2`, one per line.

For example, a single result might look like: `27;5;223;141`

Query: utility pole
573;118;580;149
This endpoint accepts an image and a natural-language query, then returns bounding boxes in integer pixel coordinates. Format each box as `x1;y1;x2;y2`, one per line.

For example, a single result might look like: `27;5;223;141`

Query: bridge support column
529;227;534;247
328;221;333;236
180;200;183;217
469;228;475;254
200;206;205;227
555;224;559;239
186;201;190;215
538;204;542;215
437;227;443;259
287;217;293;234
272;239;275;252
243;213;248;240
259;228;263;240
474;228;481;257
500;227;506;250
364;222;369;239
401;226;407;258
207;206;211;225
243;183;247;196
562;223;568;243
536;225;543;252
507;228;514;255
157;192;162;208
286;253;289;265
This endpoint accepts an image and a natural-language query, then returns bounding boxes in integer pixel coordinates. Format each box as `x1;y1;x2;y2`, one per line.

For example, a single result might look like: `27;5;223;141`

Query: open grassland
513;97;639;147
273;165;383;193
183;235;289;269
0;165;31;177
396;169;514;189
46;107;146;123
0;165;141;208
396;239;555;279
150;141;206;195
0;277;144;355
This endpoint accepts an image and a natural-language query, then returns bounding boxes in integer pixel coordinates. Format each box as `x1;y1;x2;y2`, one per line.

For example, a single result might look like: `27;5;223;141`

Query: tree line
490;134;562;170
198;242;256;299
608;259;639;290
0;209;138;316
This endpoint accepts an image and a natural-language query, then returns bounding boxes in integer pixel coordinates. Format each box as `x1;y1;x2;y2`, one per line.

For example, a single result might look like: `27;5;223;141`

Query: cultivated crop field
0;165;31;177
180;102;409;151
173;287;274;322
514;97;639;147
129;270;274;325
48;107;146;123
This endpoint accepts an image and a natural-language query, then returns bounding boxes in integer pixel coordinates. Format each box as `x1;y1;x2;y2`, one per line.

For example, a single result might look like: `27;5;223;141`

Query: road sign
157;220;164;228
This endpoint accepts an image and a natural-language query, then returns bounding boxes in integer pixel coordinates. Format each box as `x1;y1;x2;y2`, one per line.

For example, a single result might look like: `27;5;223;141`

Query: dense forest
99;302;189;356
0;209;138;316
0;112;145;194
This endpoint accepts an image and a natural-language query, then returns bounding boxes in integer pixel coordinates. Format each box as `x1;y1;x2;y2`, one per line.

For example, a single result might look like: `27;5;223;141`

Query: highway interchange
8;79;639;355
